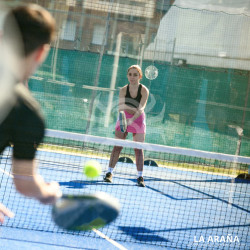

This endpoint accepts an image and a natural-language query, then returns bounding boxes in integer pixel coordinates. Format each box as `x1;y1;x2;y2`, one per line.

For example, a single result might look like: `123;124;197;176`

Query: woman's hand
127;118;133;126
0;203;14;224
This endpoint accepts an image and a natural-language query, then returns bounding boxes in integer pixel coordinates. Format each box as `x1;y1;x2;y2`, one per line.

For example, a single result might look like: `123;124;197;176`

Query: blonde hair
127;65;143;78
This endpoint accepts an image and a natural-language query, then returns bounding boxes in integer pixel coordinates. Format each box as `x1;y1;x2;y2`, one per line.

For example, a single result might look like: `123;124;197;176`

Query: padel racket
52;192;120;231
119;111;127;133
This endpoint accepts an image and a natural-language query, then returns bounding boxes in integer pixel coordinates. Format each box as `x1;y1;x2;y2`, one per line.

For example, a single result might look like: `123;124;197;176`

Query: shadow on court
119;226;169;243
120;224;249;234
59;180;132;188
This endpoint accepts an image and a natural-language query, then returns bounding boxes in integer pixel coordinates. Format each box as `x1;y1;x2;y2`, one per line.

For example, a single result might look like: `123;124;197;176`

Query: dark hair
3;4;56;56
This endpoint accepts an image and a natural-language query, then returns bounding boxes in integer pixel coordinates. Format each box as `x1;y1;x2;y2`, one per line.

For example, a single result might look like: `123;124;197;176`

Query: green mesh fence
29;48;250;156
5;0;250;156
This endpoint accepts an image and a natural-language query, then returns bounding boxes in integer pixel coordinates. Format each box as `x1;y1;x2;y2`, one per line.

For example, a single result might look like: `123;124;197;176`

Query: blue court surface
0;148;249;249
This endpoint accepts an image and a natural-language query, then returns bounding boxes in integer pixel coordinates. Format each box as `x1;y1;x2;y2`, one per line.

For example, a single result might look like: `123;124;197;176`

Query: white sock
138;171;143;177
108;167;114;174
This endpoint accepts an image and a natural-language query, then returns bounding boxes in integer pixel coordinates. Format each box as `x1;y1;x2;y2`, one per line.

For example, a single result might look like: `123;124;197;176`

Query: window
92;25;106;45
60;20;77;41
66;0;76;6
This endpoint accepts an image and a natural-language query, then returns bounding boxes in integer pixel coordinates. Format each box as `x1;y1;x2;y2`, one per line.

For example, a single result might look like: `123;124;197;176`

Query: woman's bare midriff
124;105;137;115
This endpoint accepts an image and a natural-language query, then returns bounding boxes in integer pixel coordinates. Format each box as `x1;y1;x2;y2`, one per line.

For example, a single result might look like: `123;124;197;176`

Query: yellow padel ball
84;160;101;178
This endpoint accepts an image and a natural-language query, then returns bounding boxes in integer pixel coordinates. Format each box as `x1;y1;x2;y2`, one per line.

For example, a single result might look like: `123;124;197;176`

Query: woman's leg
104;130;127;182
109;130;127;168
133;133;145;172
133;133;146;187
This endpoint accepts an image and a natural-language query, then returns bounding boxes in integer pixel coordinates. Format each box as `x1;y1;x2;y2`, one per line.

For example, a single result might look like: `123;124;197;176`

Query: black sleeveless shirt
125;84;142;108
0;83;45;160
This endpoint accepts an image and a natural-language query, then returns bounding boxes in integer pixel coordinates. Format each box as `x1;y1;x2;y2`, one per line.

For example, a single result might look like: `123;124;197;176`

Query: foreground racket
119;111;127;133
52;192;120;231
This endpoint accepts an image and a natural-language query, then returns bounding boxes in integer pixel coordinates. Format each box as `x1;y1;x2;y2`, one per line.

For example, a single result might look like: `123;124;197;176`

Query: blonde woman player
104;65;149;187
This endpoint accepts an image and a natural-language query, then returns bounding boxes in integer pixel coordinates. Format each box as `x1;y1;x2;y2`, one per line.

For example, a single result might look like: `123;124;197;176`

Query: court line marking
38;149;239;178
0;147;241;179
92;228;127;250
0;168;13;178
2;163;249;196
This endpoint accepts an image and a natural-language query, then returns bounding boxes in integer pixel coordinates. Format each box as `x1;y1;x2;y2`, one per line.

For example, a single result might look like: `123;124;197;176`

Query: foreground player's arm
0;203;14;224
12;159;62;204
127;86;149;125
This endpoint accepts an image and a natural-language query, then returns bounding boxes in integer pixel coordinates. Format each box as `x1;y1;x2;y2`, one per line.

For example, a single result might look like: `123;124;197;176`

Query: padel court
1;143;249;249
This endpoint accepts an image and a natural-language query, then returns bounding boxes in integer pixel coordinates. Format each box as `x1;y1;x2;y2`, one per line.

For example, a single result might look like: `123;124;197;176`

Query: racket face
0;4;21;123
119;111;127;133
52;192;120;231
145;65;158;80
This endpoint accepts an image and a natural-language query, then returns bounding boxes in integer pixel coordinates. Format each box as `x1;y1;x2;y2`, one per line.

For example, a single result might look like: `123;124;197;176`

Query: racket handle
119;111;127;133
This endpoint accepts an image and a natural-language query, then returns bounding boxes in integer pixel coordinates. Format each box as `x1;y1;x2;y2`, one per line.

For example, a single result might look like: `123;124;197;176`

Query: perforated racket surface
52;192;120;231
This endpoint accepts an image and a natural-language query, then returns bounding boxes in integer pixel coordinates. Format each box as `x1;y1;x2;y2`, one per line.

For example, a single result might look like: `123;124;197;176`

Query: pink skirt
115;111;146;134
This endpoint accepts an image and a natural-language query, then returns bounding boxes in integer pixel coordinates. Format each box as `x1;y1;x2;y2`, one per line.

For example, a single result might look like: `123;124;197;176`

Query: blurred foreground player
0;4;61;223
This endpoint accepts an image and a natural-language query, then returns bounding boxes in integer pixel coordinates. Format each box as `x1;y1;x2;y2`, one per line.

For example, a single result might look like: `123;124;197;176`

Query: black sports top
125;84;142;108
0;83;45;160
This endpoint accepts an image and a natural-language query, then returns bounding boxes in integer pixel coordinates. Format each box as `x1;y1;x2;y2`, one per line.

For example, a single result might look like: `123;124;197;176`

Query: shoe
137;177;145;187
104;172;112;183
